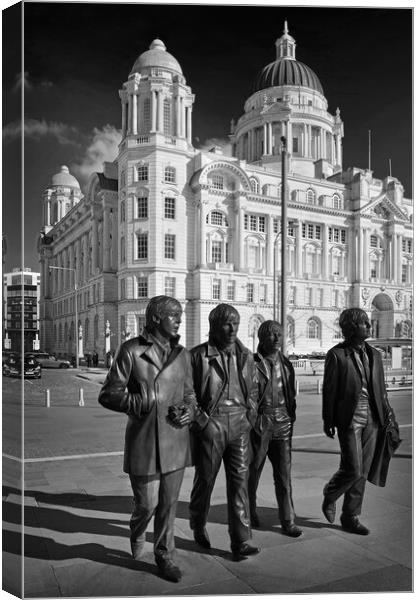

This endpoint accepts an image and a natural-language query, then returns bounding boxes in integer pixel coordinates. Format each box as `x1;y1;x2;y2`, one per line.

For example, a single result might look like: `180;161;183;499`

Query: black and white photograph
2;1;413;597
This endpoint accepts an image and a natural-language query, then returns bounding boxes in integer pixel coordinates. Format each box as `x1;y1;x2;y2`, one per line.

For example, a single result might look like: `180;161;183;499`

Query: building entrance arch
371;293;394;339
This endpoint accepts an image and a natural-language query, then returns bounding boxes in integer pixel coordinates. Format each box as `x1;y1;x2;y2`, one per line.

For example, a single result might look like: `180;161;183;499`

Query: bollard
78;388;85;407
317;379;322;395
296;380;300;395
45;389;50;408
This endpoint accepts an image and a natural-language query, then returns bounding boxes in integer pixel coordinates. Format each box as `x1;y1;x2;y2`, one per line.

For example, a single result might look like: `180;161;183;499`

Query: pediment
360;193;409;221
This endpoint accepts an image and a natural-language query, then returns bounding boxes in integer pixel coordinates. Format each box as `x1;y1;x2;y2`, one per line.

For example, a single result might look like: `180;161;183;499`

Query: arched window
164;166;176;183
120;200;125;222
262;184;270;196
206;210;228;227
332;194;342;209
306;189;315;204
249;177;259;194
307;318;320;339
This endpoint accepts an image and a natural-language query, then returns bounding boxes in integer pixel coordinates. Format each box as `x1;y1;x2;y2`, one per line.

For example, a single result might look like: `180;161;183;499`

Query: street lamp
49;266;79;368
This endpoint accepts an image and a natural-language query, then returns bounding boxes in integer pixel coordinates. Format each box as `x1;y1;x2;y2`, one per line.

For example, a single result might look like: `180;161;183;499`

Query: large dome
130;39;182;76
253;24;324;95
254;59;323;94
51;166;80;188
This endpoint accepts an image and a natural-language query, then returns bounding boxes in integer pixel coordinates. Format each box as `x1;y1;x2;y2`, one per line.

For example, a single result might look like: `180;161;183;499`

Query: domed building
39;25;413;359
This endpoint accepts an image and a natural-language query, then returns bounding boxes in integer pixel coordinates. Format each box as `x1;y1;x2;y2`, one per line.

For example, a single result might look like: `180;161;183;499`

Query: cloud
12;71;32;93
2;118;81;145
197;136;232;156
12;71;53;93
72;125;122;185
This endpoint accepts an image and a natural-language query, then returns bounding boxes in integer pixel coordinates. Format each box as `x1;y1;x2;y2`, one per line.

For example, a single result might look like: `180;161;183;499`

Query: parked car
25;352;71;369
2;350;16;364
3;354;42;379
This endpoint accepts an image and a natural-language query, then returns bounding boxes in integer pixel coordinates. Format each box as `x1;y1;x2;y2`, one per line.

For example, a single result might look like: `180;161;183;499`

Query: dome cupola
51;165;80;189
253;22;323;95
130;39;183;76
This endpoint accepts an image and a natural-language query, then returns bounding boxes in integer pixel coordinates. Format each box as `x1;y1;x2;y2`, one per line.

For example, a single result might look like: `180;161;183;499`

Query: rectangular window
227;280;235;301
211;241;222;263
120;200;126;222
402;239;412;253
164;197;176;219
164;234;176;259
289;286;295;305
258;216;266;232
212;279;221;300
401;264;407;283
137;233;148;259
137;277;148;298
137;197;148;219
120;236;126;263
137;165;148;181
250;215;257;231
164;167;176;183
317;289;323;306
164;277;176;297
305;287;312;306
247;283;254;303
120;278;126;300
292;137;298;153
244;214;248;229
371;267;377;278
273;219;279;234
333;228;339;243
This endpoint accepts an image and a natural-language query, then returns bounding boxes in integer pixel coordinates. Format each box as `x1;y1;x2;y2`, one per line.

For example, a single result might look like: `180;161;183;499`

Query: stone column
187;106;192;143
286;121;292;154
46;200;51;226
263;123;267;155
308;124;312;157
296;220;302;278
127;94;132;135
200;199;207;266
267;122;273;155
323;224;329;278
180;97;185;137
121;101;127;137
150;90;156;131
132;92;138;135
175;95;180;136
396;234;402;283
363;228;369;280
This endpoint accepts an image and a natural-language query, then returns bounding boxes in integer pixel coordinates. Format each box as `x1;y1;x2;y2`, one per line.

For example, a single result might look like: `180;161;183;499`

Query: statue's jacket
98;332;197;476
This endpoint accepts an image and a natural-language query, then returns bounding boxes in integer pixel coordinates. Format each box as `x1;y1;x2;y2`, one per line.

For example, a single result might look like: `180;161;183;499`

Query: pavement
2;367;413;598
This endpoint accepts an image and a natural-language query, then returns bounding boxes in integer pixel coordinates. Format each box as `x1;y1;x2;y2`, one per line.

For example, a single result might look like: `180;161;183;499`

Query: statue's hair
257;320;282;354
145;295;182;328
208;304;239;341
339;308;368;341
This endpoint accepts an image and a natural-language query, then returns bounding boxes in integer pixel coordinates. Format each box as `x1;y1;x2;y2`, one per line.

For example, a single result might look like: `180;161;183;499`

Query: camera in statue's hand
168;404;191;428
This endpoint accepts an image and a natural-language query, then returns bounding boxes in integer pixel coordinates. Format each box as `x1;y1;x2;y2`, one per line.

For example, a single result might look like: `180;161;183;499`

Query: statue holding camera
98;296;197;583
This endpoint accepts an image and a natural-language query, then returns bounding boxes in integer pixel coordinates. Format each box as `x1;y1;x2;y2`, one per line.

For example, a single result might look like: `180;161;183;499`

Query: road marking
3;424;412;464
3;451;124;463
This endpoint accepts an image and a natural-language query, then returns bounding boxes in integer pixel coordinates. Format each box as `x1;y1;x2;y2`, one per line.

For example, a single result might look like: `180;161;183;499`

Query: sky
2;1;413;274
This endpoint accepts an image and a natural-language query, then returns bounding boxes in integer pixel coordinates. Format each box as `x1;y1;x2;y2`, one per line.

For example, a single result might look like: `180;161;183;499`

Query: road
3;367;412;460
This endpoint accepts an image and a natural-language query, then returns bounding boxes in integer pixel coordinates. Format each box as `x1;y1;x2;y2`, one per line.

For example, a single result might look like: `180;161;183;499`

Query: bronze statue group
99;297;400;583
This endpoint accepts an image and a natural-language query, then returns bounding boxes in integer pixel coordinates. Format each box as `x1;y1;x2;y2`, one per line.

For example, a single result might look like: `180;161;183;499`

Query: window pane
164;234;175;259
211;241;222;263
137;277;148;298
164;197;176;219
137;234;148;259
137;197;148;219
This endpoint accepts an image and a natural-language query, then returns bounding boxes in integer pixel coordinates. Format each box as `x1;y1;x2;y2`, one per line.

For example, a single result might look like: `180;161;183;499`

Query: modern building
3;268;40;353
39;25;413;357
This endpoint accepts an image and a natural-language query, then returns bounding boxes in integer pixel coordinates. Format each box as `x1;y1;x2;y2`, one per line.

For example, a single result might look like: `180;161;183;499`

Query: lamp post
280;135;288;355
49;266;79;368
